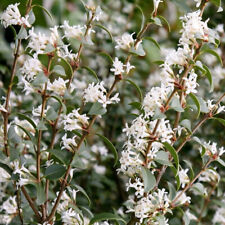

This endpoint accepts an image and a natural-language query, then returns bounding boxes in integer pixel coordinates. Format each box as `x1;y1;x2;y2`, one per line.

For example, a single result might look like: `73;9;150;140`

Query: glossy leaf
89;213;126;225
125;79;143;102
88;102;107;115
144;37;160;49
72;184;91;206
46;107;58;121
189;93;200;118
52;65;66;76
155;151;172;166
94;24;113;41
48;149;73;165
180;119;192;133
136;5;145;35
97;134;118;167
141;166;156;192
156;15;171;31
163;142;179;175
82;66;99;82
45;164;66;180
203;65;213;92
170;97;184;112
32;5;53;21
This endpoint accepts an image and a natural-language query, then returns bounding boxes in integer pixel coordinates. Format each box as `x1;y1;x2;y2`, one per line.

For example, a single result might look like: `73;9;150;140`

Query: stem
21;186;41;221
16;188;24;225
171;159;213;207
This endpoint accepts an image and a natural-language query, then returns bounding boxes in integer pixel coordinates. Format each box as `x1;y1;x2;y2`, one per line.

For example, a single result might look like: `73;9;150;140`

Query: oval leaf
94;24;113;41
82;66;99;82
96;134;118;167
189;93;200;118
45;164;66;180
125;79;143;102
89;213;126;225
163;142;179;175
141;166;156;192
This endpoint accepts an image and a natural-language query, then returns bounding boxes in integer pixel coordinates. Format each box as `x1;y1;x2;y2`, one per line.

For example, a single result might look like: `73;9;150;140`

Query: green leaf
36;183;45;205
210;0;222;9
32;5;53;21
130;44;145;56
89;213;126;225
129;101;142;111
191;183;205;196
72;184;91;206
163;142;179;175
155;151;172;166
88;102;107;115
171;166;180;190
0;162;13;175
180;119;192;133
156;15;171;32
125;79;143;102
197;97;209;113
97;134;118;167
36;121;48;131
28;9;36;25
217;158;225;167
13;124;35;142
189;93;200;118
183;211;190;225
50;95;67;114
203;65;213;92
98;52;113;64
143;37;160;49
82;66;99;82
135;5;145;35
44;43;55;53
201;48;223;66
94;24;113;41
183;160;194;180
152;107;166;120
8;126;21;144
32;72;48;87
17;26;27;39
170;97;184;112
48;149;73;165
46;107;58;121
168;182;176;200
16;113;37;129
210;117;225;127
141;166;156;192
57;56;74;78
45;164;66;180
52;65;66;76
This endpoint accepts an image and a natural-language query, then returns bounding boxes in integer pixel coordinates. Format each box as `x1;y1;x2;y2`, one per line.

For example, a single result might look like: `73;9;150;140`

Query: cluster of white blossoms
83;81;120;108
202;141;225;158
111;57;135;75
117;2;224;223
0;3;30;28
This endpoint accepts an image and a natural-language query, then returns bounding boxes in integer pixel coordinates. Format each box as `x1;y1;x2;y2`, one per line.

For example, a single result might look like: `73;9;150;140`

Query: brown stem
171;159;213;207
21;186;41;221
16;187;24;225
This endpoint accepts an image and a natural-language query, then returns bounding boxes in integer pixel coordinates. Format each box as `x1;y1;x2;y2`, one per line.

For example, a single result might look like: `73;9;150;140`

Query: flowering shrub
0;0;225;224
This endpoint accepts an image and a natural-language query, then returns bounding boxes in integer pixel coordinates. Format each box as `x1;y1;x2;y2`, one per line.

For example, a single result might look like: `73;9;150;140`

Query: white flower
203;141;225;158
63;109;89;131
83;82;120;108
194;0;201;8
91;145;108;156
178;168;190;188
183;70;199;94
27;28;49;55
0;104;7;113
125;62;135;74
185;209;197;221
174;191;191;205
94;6;103;21
61;134;77;151
32;105;50;117
0;3;31;28
61;20;84;40
180;10;209;45
20;57;42;81
206;99;225;114
48;78;69;96
57;44;78;62
93;164;106;174
115;33;135;50
61;208;82;225
110;57;124;75
153;0;163;15
49;26;60;46
213;202;225;224
127;177;145;198
198;168;220;183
